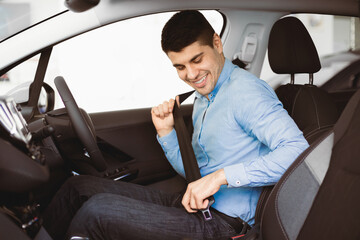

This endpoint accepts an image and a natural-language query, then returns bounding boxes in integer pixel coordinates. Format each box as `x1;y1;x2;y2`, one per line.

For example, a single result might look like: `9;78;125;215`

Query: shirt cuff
156;128;178;152
224;163;250;187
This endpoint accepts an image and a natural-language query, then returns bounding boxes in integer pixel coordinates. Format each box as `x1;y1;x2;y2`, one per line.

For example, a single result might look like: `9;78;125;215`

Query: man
43;10;308;240
152;9;309;224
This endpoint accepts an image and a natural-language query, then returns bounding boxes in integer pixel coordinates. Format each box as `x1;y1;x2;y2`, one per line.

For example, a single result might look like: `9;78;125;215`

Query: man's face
167;34;225;99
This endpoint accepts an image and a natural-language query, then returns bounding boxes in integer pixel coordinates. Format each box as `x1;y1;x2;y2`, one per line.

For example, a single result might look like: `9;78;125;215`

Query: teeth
195;75;206;84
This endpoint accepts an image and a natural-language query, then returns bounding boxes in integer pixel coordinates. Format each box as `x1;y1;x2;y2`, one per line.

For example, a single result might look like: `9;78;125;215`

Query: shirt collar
195;58;235;102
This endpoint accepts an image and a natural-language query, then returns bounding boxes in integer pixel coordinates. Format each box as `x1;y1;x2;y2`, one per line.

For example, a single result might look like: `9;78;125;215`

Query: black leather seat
258;87;360;240
251;18;360;239
252;16;343;226
268;17;340;144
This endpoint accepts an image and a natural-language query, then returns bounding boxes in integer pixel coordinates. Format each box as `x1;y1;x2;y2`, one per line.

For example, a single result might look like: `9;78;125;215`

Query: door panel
90;105;193;185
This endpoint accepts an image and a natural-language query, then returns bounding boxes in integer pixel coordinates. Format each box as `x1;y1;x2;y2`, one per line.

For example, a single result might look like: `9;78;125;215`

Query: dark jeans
42;175;238;240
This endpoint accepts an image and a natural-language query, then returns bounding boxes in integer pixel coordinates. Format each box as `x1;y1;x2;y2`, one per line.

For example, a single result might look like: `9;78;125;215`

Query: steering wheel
54;76;107;171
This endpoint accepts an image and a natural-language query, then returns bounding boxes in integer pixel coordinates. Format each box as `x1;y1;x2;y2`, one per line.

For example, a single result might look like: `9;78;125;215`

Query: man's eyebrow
173;52;204;68
173;63;184;68
190;52;204;62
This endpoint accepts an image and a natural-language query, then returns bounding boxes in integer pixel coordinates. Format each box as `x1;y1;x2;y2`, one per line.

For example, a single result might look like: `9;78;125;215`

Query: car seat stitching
310;90;321;128
290;87;302;116
305;124;333;139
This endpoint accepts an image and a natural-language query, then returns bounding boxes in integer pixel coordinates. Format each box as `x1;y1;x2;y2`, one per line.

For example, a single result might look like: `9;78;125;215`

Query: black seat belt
172;91;215;221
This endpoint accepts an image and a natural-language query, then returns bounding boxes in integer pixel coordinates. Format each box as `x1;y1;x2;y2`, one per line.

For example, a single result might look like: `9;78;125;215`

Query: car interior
0;0;360;239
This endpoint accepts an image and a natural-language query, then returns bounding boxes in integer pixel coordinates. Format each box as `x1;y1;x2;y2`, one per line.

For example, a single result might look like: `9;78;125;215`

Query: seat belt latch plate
201;196;215;221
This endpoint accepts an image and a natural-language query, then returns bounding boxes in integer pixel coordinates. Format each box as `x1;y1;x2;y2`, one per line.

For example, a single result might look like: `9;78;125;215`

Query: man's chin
195;89;210;97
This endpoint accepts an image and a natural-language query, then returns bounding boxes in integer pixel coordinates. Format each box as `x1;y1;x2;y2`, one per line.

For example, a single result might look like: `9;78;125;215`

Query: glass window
0;54;39;102
44;10;224;113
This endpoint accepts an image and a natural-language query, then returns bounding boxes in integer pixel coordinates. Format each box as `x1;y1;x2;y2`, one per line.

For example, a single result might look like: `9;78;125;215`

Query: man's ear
213;33;223;54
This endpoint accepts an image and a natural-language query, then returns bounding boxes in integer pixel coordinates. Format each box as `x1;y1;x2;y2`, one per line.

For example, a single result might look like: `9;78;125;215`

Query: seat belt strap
172;91;215;221
173;90;199;182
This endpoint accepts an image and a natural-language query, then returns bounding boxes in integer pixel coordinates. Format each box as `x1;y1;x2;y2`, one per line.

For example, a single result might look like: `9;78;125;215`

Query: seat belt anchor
201;196;215;221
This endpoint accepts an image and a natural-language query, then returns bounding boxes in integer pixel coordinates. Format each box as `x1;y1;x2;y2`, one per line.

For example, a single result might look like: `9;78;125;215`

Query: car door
42;11;224;185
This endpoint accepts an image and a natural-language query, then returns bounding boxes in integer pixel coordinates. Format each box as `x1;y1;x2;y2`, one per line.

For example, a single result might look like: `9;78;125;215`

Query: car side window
0;54;39;101
44;11;224;113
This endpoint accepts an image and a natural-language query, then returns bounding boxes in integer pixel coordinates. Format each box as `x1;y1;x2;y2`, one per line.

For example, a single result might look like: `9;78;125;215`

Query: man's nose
186;66;199;80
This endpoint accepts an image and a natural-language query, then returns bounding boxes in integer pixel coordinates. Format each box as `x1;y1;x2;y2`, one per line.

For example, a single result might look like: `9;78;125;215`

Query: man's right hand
151;98;178;137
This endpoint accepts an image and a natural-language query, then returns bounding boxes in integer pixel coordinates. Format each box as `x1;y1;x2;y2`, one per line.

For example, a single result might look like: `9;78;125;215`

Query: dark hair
161;10;215;53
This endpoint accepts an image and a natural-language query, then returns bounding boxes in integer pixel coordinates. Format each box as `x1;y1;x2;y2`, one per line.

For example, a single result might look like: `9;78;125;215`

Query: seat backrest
253;16;341;225
260;88;360;240
275;84;340;144
268;17;340;144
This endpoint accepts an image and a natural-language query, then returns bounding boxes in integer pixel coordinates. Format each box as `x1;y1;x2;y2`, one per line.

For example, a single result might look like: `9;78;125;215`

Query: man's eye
193;58;202;63
176;66;185;71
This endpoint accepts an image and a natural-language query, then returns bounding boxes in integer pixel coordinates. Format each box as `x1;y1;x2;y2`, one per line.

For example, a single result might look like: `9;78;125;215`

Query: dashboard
0;96;49;193
0;97;32;146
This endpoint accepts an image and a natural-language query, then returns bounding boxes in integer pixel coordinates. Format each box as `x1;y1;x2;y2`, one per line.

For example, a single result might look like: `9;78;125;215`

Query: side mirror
6;82;55;120
64;0;100;13
38;82;55;114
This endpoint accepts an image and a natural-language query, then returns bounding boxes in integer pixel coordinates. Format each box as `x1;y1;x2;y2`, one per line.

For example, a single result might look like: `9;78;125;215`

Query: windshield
0;0;66;42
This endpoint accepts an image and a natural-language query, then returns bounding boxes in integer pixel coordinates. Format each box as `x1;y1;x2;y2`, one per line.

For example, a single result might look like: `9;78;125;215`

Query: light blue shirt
157;59;309;225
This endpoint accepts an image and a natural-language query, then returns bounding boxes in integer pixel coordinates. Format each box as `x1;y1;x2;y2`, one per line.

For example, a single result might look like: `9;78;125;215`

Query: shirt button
236;180;241;185
163;142;167;146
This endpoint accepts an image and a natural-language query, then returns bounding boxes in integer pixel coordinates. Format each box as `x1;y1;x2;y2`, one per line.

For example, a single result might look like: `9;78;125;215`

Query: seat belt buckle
201;196;215;221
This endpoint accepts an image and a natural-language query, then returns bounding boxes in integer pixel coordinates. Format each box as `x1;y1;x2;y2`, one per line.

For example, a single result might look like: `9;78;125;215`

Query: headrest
268;17;321;74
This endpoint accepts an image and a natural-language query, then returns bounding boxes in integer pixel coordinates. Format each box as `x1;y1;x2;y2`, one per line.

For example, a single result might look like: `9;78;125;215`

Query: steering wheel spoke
54;76;107;171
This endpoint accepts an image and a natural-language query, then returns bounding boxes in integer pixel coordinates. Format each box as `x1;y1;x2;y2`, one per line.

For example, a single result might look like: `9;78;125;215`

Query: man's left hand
182;169;228;213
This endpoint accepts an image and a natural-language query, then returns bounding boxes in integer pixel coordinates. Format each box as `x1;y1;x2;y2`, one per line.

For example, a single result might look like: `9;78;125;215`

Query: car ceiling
92;0;359;21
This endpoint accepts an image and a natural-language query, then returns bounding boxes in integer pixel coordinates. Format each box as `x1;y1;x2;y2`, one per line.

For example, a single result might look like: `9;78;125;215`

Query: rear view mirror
64;0;100;13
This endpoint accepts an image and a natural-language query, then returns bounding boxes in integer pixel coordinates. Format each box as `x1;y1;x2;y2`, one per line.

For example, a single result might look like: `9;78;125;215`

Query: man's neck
205;56;226;100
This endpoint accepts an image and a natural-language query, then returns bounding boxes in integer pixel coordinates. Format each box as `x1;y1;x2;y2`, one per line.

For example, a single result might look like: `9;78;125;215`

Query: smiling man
167;39;224;98
151;9;309;235
43;10;308;240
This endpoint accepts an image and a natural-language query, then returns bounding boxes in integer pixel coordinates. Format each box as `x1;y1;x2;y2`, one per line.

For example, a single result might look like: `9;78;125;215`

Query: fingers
181;171;226;213
181;189;197;213
151;99;176;137
190;192;197;210
152;99;175;119
181;183;209;213
169;98;175;110
175;95;180;107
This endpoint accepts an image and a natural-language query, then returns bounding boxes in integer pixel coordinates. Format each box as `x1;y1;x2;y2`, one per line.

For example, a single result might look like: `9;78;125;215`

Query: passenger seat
268;16;340;144
253;16;341;225
258;87;360;240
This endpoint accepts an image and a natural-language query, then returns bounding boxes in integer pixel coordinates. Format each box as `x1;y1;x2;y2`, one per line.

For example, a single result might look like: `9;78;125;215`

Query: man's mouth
193;74;207;87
